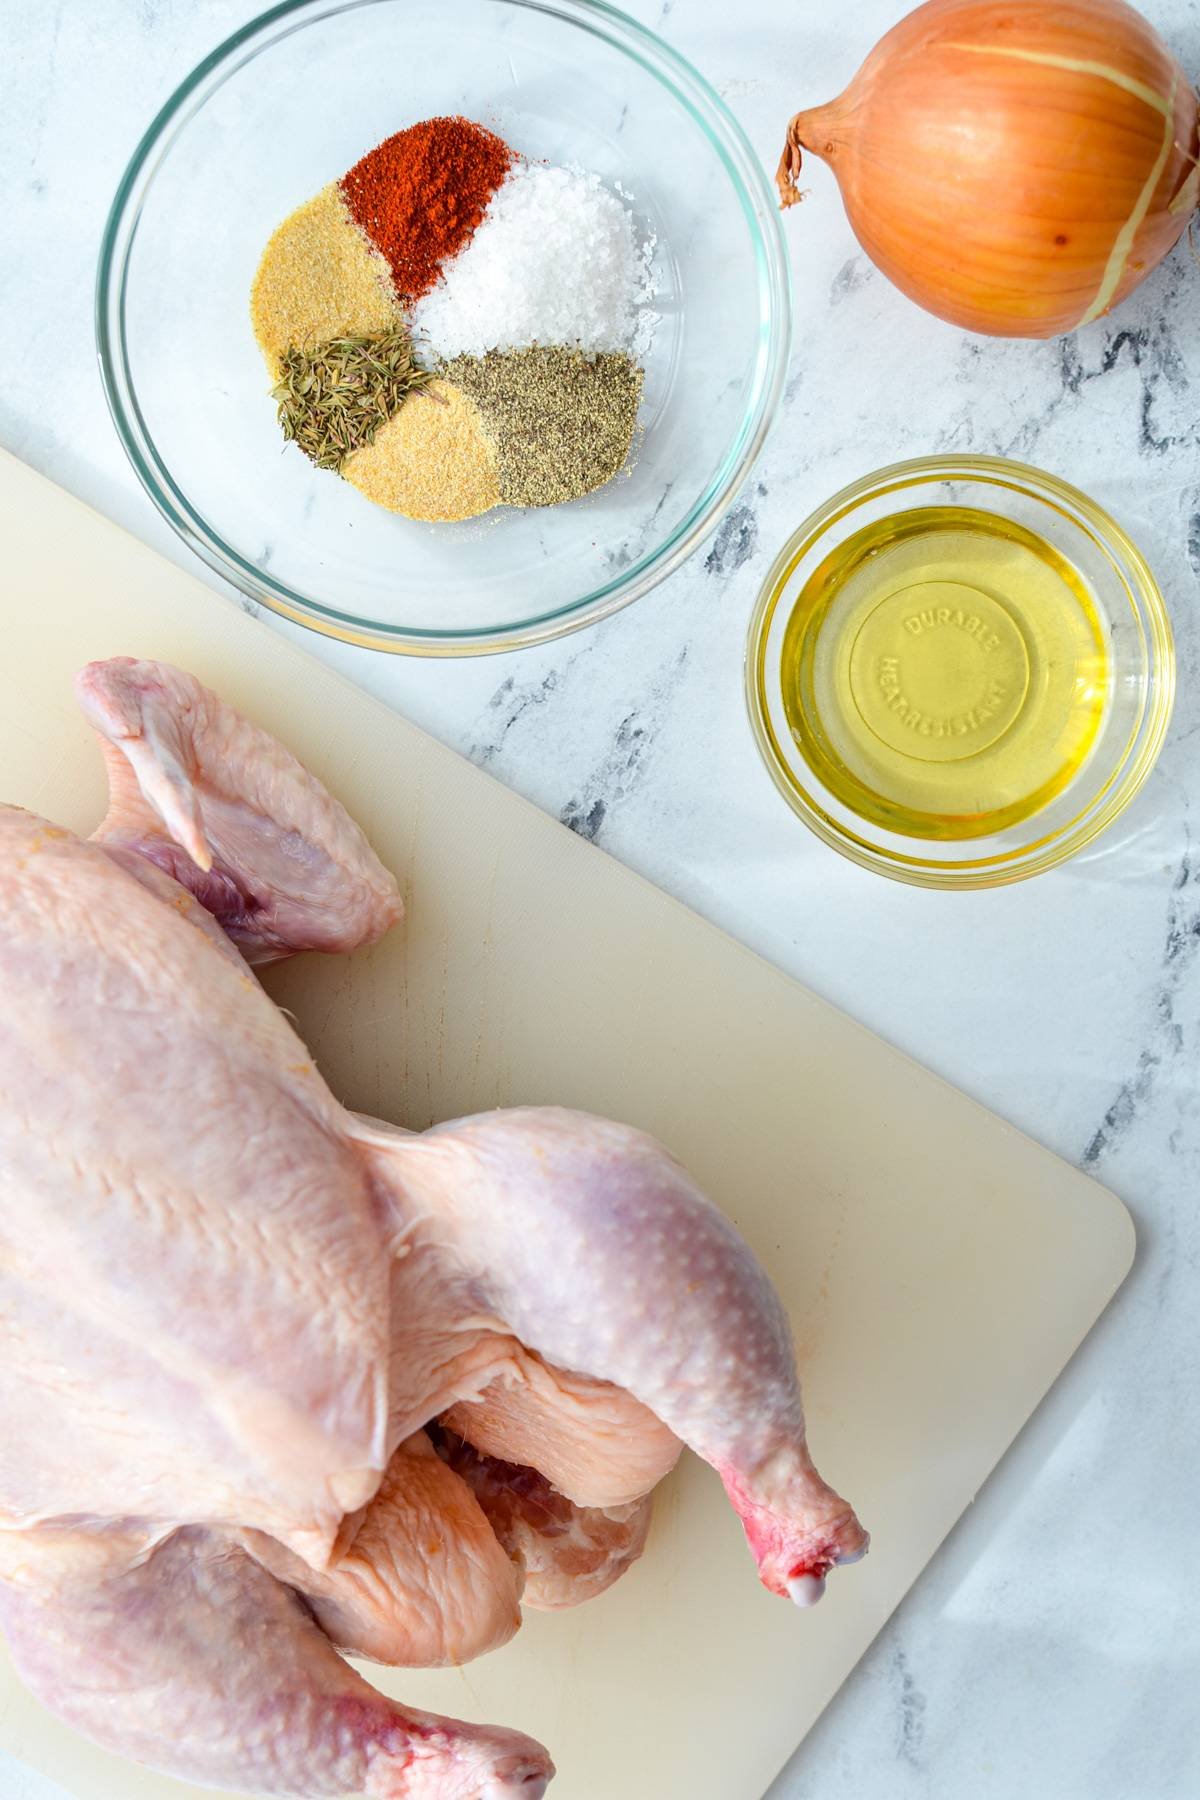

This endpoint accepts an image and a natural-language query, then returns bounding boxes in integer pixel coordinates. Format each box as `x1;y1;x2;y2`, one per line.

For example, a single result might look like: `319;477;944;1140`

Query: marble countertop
3;1;1199;1796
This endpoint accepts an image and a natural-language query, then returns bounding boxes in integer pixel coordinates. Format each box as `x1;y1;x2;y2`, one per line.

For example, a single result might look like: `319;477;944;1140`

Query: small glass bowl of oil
746;457;1174;887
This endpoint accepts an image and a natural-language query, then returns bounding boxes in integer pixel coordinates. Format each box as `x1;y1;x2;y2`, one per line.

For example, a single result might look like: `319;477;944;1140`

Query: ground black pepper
445;347;643;508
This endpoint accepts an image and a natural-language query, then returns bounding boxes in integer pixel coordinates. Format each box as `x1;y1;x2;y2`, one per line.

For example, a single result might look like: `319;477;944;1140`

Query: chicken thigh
0;659;866;1799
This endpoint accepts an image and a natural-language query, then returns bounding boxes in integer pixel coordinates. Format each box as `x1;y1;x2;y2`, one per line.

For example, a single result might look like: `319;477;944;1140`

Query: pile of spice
446;349;644;510
273;330;431;472
343;383;500;523
250;186;398;374
413;163;655;358
340;116;513;305
250;115;656;523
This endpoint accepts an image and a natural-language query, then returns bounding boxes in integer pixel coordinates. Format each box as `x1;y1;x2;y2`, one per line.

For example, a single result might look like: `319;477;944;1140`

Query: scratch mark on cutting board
435;915;451;1094
368;947;385;1119
493;1049;512;1110
309;963;353;1051
401;756;429;1128
388;887;412;1123
343;960;357;1093
790;1197;847;1367
469;851;503;1103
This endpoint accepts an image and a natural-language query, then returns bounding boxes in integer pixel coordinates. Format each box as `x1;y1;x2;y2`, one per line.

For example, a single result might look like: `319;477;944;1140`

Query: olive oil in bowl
780;506;1110;841
746;458;1174;888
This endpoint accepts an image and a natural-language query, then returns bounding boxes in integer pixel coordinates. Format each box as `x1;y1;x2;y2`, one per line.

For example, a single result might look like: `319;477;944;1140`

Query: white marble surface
3;1;1199;1796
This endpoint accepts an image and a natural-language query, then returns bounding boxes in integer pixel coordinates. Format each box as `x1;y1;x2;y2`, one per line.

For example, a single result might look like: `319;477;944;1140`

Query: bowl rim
745;454;1177;890
96;0;791;657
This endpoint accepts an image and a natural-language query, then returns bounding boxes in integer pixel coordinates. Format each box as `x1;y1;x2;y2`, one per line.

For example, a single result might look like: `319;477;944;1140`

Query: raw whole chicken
0;660;867;1800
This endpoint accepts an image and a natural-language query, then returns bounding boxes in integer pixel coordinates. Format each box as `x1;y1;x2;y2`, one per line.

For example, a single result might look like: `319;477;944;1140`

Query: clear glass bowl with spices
97;0;790;655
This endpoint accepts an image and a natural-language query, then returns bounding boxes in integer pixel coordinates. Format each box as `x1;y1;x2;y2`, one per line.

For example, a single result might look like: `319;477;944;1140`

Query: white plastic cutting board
0;450;1133;1800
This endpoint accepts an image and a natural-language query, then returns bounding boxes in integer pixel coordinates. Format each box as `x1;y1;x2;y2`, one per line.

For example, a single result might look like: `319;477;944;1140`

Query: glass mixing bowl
746;458;1175;889
97;0;789;654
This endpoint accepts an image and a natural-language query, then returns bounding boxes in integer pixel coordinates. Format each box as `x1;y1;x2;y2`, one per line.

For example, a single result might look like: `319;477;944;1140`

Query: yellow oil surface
780;506;1110;840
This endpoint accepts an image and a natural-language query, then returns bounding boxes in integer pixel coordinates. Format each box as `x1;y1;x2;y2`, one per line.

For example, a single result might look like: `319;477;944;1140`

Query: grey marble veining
2;2;1200;1797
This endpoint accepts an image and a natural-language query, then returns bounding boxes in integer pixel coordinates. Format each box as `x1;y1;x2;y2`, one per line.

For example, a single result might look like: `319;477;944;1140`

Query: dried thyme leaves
445;347;643;508
272;328;433;472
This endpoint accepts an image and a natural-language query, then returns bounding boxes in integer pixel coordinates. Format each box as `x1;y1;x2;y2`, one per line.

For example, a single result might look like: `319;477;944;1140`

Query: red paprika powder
340;116;513;304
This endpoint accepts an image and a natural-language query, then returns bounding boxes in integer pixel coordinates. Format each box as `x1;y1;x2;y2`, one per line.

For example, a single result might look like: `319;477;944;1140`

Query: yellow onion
778;0;1200;337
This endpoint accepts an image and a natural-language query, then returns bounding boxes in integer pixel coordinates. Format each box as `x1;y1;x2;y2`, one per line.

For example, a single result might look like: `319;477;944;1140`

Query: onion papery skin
780;0;1199;338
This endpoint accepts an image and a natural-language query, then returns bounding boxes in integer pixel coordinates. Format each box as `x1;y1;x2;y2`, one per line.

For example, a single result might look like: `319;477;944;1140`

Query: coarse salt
414;162;657;361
